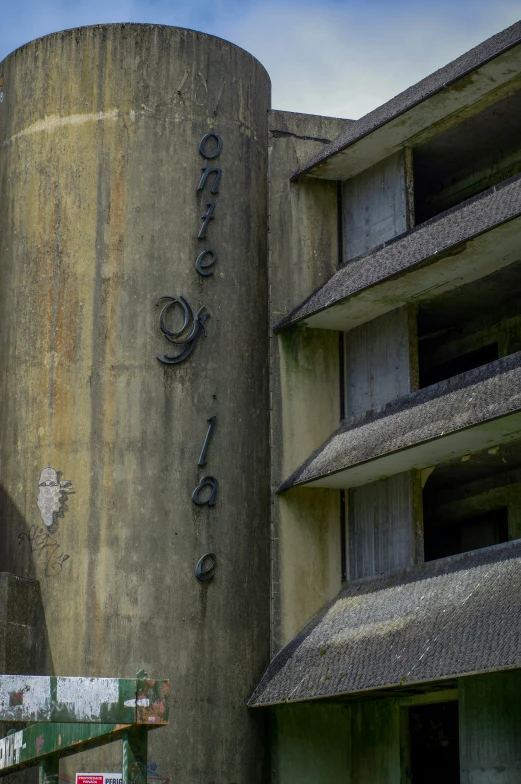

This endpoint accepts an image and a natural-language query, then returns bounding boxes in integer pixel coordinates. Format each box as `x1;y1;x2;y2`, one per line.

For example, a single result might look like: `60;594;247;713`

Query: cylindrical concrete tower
0;24;270;783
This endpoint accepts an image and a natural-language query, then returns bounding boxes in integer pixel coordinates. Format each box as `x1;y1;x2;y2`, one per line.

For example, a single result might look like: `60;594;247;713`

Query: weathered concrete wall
345;304;421;578
460;671;521;783
0;24;270;783
0;574;48;784
272;698;402;784
351;699;401;783
346;305;418;417
0;574;48;676
272;703;351;784
349;471;423;579
343;149;414;260
268;110;352;653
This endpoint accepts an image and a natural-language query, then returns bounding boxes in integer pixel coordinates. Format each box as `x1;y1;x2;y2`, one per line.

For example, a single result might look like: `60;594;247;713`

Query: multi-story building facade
252;19;521;784
2;16;521;784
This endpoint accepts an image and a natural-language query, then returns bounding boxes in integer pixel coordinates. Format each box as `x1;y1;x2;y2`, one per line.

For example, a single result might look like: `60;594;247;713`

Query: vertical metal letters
198;416;216;466
195;553;217;582
192;476;218;506
197;165;222;194
192;133;224;581
196;132;223;275
195;250;217;276
198;201;216;240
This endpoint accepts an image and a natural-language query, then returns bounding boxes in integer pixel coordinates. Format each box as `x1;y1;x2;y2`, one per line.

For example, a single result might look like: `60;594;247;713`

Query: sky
1;0;520;119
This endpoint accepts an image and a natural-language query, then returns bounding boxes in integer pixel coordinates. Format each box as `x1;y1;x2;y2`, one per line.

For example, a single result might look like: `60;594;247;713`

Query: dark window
417;262;521;389
414;86;521;223
424;507;508;562
421;441;521;562
419;342;498;388
409;702;460;784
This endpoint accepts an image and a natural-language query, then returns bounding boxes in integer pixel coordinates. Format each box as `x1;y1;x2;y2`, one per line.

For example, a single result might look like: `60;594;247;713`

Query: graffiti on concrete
36;466;74;533
18;525;70;577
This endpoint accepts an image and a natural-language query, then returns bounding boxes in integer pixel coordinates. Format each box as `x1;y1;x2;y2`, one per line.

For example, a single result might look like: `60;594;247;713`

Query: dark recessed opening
414;86;521;223
424;507;508;562
417;261;521;389
421;440;521;562
419;342;498;387
409;702;459;784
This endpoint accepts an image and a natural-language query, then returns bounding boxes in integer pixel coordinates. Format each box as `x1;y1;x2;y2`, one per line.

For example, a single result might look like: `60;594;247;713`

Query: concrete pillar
343;149;414;261
351;700;401;783
268;110;351;652
0;24;270;783
349;471;423;580
345;305;418;417
460;671;521;783
346;305;422;579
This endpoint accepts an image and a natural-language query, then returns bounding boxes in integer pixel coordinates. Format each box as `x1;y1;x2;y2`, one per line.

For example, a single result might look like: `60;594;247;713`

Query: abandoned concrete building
1;16;521;784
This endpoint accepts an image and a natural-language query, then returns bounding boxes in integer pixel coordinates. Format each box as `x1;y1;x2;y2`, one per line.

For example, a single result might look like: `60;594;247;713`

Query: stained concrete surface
0;24;270;784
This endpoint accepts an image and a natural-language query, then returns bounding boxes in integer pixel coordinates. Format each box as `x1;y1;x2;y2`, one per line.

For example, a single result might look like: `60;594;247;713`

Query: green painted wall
460;671;521;783
351;699;401;784
272;698;402;784
272;703;351;784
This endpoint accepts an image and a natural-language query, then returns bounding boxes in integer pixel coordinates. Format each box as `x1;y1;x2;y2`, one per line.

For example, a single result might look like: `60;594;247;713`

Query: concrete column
460;671;521;783
351;699;401;783
346;305;421;579
349;471;423;580
345;305;418;417
0;24;270;783
272;703;351;784
343;149;414;261
268;110;351;652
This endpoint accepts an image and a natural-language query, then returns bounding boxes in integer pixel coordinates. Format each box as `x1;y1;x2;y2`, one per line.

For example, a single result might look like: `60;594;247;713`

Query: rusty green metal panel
0;676;169;724
0;722;127;775
135;679;169;726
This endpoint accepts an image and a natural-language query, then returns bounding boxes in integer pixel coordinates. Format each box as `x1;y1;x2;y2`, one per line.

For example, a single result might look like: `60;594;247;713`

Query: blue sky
1;0;519;118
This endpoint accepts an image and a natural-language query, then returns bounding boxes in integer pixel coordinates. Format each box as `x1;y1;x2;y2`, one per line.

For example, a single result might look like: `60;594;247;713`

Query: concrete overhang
278;353;521;492
291;21;521;182
275;174;521;333
249;540;521;706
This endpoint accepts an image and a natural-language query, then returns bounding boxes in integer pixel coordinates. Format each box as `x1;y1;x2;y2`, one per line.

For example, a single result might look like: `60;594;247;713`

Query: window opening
414;86;521;223
424;507;508;561
420;342;498;388
422;441;521;561
417;262;521;388
408;701;460;783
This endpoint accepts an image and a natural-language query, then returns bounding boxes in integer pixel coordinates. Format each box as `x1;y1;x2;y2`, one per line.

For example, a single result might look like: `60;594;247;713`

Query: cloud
1;0;519;119
0;0;257;61
222;0;521;118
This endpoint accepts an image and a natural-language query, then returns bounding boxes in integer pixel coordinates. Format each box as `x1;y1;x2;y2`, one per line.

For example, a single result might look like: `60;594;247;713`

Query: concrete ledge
276;173;521;332
292;21;521;181
249;539;521;706
278;352;521;491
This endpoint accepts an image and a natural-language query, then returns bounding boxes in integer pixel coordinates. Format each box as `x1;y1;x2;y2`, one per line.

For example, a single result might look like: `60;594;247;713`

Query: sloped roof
278;351;521;491
292;20;521;180
275;173;521;332
250;541;521;706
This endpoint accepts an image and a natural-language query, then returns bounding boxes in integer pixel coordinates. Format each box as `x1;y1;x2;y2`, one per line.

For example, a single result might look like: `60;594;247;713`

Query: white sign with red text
76;773;122;784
